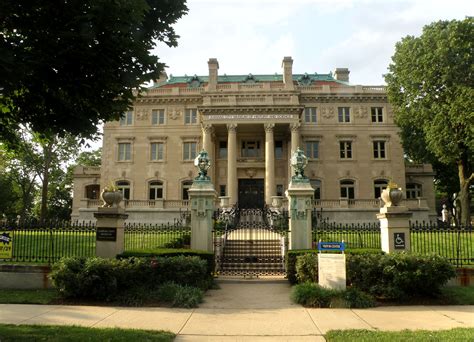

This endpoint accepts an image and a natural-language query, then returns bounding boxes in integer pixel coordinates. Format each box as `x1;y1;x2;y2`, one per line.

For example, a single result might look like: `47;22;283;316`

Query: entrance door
238;179;264;208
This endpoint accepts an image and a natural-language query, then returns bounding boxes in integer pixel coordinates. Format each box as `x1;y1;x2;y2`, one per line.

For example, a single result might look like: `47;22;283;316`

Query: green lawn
441;286;474;305
0;324;174;342
325;328;474;342
0;289;60;304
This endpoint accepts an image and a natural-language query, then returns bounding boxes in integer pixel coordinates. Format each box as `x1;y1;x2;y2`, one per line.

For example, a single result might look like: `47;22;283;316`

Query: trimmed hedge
287;248;382;284
118;248;215;276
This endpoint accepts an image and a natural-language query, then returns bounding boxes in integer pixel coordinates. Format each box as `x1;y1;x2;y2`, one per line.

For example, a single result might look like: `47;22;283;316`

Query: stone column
189;181;217;252
94;207;128;258
377;206;412;253
290;123;301;154
264;123;275;206
202;124;214;184
227;124;238;205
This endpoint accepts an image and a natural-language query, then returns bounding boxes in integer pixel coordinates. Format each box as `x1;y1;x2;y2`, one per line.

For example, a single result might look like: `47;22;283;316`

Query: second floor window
339;141;352;159
338;107;350;123
304;107;317;123
152;109;165;125
305;141;319;159
373;141;386;159
219;141;227;159
118;143;131;161
150;142;164;161
371;107;384;123
275;140;283;159
183;142;197;160
241;140;261;158
119;111;133;126
185;109;197;124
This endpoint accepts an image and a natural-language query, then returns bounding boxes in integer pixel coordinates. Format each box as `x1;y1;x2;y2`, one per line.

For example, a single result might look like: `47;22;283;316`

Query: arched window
340;180;355;199
85;184;100;199
116;180;130;200
310;179;322;200
149;181;163;200
406;183;422;199
374;179;388;199
182;181;193;200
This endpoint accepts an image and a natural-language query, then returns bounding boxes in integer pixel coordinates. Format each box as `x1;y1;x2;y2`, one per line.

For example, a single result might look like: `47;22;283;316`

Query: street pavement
0;278;473;341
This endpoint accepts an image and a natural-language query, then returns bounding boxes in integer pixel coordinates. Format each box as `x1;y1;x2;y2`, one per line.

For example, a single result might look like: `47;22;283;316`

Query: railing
312;221;381;250
124;221;191;250
410;221;473;267
311;199;427;210
85;199;189;209
0;220;96;263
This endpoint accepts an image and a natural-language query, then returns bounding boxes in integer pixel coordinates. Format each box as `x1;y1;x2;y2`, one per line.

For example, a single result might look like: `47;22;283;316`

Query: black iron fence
124;220;191;250
410;221;473;267
0;220;96;263
312;221;381;250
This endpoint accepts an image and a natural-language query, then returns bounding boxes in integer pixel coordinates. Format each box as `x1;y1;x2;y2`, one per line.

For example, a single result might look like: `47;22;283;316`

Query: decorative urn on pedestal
290;147;309;182
100;183;123;208
194;150;211;182
381;181;403;207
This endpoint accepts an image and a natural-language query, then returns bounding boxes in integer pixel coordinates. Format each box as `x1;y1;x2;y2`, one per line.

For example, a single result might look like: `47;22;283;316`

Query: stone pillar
189;181;217;252
290;123;300;154
94;207;128;258
377;206;412;253
264;123;275;206
286;182;314;250
227;124;238;205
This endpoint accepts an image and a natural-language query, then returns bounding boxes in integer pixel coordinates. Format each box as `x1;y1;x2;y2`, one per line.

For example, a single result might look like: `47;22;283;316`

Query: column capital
227;123;238;132
202;123;214;134
264;123;275;133
290;123;301;132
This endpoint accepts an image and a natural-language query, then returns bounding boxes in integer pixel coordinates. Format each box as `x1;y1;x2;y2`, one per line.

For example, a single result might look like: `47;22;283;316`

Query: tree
385;18;474;226
0;0;188;142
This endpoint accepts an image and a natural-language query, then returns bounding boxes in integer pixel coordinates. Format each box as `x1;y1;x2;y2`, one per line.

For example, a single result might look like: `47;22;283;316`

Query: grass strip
0;289;59;304
440;286;474;305
0;324;175;342
326;328;474;342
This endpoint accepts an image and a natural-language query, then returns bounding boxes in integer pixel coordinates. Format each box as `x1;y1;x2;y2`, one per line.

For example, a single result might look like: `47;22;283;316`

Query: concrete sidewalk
0;279;472;341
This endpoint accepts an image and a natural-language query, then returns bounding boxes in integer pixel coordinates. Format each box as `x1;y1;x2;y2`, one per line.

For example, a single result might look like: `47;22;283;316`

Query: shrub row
286;248;382;284
292;251;456;300
51;254;212;305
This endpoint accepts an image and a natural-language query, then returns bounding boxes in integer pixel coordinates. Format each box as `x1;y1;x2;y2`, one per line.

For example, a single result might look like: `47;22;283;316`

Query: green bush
287;248;382;284
291;282;342;307
296;254;318;283
163;234;191;248
347;253;456;299
118;248;215;277
157;282;204;308
343;287;376;308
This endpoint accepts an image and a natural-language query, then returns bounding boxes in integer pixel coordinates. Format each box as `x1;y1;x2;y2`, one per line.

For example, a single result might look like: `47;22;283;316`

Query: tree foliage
385;18;474;225
0;0;188;141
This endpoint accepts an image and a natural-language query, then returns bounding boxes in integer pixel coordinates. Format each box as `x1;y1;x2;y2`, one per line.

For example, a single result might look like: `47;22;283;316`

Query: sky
152;0;472;85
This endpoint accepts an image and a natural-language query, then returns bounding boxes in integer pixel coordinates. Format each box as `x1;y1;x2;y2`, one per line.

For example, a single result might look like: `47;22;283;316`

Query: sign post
317;241;346;290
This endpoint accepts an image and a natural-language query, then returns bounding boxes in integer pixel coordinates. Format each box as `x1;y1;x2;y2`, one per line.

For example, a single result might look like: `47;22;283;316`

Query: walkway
0;278;473;341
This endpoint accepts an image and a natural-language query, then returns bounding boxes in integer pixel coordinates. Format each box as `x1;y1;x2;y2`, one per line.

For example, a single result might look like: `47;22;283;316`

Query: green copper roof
150;72;346;88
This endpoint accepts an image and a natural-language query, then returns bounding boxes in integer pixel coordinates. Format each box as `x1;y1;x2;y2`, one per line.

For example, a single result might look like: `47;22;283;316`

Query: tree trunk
40;143;53;222
458;160;473;227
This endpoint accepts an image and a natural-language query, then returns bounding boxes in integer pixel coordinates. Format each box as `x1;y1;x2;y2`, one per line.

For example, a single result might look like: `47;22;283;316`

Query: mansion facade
72;57;436;223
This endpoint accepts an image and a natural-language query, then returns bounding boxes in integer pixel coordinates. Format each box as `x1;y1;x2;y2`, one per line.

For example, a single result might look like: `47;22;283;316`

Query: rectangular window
118;143;131;161
371;107;384;123
219;185;226;197
152;109;165;125
119;111;133;126
185;109;197;124
276;184;284;196
304;107;317;123
219;141;227;159
305;141;319;159
338;107;351;123
150;142;164;161
373;141;386;159
339;141;352;159
241;141;261;158
183;142;197;160
275;140;283;159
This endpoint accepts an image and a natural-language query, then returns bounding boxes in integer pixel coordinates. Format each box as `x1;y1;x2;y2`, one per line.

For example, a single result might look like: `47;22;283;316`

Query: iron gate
213;205;289;276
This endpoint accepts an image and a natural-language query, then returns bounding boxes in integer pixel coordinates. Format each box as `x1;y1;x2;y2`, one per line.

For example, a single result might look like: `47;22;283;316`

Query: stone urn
100;189;123;208
381;182;403;207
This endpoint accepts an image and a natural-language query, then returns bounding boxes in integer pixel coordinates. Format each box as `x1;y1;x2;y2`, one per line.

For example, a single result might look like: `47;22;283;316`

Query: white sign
318;253;346;290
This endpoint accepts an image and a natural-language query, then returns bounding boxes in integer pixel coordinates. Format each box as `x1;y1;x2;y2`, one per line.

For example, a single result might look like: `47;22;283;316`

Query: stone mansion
72;57;436;223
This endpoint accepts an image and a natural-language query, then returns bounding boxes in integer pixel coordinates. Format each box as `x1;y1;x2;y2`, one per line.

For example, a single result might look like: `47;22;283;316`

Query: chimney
208;58;219;91
154;71;168;86
282;56;294;90
334;68;350;83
